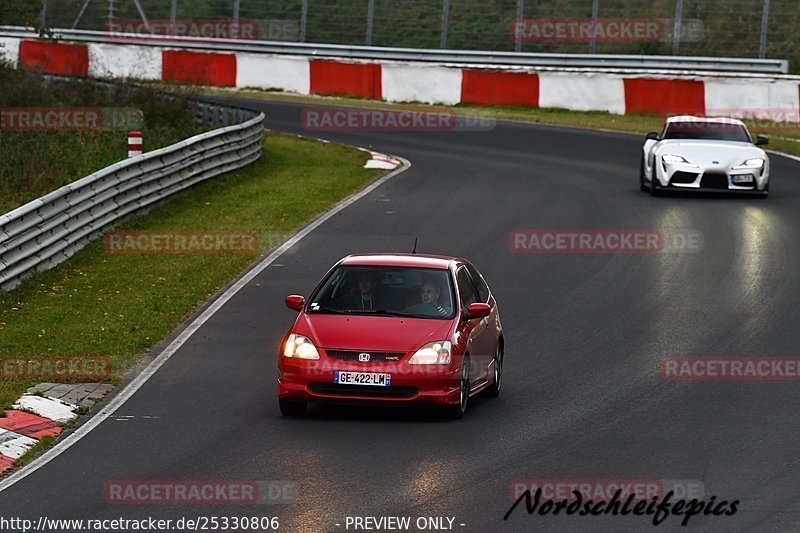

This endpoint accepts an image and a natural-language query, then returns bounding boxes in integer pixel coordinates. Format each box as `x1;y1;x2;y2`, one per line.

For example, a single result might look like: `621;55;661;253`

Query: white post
128;131;143;157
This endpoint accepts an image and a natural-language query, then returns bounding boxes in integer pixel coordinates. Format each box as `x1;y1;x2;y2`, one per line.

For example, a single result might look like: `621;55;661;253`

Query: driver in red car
405;278;448;316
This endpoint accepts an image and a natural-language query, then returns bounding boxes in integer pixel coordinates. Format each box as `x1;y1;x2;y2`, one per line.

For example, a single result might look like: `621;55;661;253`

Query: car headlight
282;334;320;359
733;158;765;169
662;154;693;165
408;340;452;365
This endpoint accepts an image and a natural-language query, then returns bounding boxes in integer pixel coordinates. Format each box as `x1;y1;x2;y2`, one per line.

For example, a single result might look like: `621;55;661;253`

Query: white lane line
0;155;411;492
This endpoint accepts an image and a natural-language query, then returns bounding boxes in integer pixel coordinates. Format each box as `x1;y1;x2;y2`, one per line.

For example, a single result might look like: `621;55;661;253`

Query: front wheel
650;172;662;196
446;356;470;419
279;398;307;416
485;344;503;398
640;156;649;192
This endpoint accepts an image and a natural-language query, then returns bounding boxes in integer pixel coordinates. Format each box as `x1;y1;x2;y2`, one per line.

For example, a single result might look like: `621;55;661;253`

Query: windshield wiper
370;309;433;319
309;308;435;319
307;307;352;314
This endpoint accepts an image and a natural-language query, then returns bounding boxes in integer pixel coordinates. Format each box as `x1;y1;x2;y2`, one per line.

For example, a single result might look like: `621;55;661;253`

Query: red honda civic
277;254;504;418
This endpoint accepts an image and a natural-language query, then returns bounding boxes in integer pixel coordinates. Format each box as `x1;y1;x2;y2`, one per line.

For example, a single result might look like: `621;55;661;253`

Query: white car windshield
663;122;751;143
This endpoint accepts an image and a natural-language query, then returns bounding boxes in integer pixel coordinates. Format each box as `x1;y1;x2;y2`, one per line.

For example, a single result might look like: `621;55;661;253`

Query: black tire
650;171;662;196
639;156;649;192
446;356;470;419
485;344;503;398
279;398;307;416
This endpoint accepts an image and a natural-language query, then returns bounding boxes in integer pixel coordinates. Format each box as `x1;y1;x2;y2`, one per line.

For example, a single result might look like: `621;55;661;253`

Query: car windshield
662;121;751;142
307;266;456;319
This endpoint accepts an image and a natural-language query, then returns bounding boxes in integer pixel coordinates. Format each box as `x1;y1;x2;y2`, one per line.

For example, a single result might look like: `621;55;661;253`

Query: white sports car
640;116;770;197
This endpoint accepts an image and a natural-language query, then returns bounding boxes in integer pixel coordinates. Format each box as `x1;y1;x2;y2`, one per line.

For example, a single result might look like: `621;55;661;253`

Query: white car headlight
283;334;320;360
662;154;693;165
408;340;452;365
733;158;765;169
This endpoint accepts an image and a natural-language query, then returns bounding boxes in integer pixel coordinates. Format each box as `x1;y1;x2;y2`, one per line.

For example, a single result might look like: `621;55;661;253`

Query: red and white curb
0;395;76;474
363;150;402;170
13;395;78;424
0;430;38;460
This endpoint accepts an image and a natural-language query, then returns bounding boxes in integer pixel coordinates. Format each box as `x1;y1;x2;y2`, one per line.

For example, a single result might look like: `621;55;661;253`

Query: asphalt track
2;97;800;533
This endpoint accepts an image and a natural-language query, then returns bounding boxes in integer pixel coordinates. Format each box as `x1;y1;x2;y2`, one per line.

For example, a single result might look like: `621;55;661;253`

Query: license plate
732;174;754;183
334;371;391;387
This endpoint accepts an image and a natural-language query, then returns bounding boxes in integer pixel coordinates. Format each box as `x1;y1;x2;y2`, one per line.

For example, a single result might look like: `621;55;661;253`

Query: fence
0;98;264;291
4;0;796;68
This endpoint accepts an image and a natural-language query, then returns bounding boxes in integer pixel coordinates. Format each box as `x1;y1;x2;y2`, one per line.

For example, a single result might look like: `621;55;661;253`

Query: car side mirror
645;131;660;141
465;303;491;320
755;134;769;146
285;295;305;312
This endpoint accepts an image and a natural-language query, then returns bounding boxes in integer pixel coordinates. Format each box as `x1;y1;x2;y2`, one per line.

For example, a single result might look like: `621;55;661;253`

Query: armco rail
0;26;788;74
0;101;264;291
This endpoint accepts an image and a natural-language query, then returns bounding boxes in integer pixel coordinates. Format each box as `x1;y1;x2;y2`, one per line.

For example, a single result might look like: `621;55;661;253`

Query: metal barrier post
440;0;450;49
366;0;375;46
300;0;308;42
232;0;240;39
759;0;771;59
589;0;599;54
673;0;683;54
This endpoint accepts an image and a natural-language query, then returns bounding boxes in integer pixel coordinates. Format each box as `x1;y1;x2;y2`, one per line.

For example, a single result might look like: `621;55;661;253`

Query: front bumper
278;356;462;406
655;161;768;193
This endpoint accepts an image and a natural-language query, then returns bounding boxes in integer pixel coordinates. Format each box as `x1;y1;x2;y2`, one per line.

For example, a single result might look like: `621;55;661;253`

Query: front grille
325;350;405;363
309;382;418;398
670;171;699;185
701;173;729;189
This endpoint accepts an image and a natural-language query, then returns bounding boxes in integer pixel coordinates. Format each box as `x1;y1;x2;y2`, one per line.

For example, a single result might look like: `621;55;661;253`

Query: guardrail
0;99;264;291
0;26;789;74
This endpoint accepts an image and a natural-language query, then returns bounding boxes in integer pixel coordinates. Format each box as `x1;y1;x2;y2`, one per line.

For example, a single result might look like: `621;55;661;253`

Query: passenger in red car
405;279;448;316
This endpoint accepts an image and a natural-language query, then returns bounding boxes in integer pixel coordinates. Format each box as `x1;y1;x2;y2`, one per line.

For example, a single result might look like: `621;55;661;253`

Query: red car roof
340;253;458;269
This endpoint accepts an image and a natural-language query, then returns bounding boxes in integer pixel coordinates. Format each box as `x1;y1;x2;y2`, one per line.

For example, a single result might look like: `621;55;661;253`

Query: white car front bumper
655;159;769;193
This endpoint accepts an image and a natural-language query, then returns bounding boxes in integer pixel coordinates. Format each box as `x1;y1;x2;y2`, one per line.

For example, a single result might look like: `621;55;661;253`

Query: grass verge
13;436;56;468
0;131;379;414
0;63;205;213
206;87;800;158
